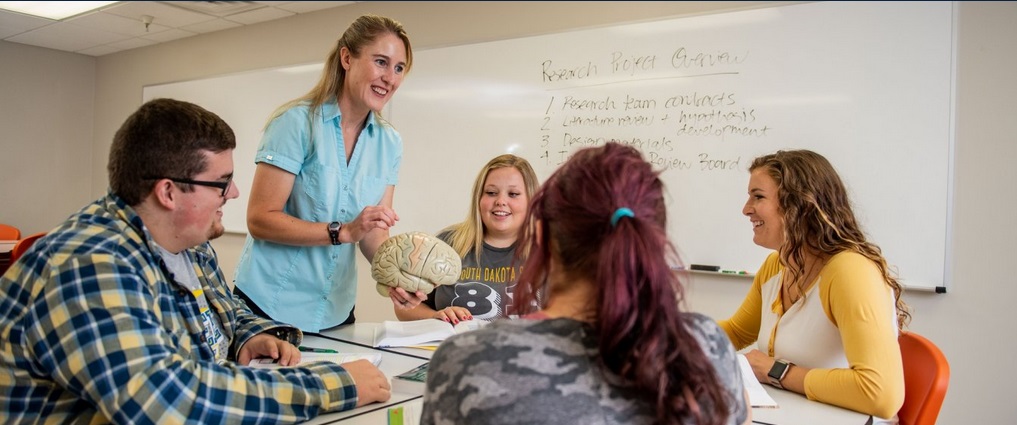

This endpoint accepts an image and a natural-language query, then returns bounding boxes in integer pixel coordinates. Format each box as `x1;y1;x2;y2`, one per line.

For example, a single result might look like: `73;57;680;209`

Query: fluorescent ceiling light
0;1;119;20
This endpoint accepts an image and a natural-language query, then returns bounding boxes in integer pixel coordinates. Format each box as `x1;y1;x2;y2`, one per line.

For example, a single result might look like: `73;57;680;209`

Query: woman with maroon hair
420;142;749;425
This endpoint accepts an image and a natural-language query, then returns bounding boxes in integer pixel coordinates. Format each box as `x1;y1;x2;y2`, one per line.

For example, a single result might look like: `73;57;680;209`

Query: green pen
298;346;338;353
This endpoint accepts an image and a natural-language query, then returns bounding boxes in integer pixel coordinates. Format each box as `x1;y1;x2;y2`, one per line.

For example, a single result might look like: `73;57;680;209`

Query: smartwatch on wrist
328;221;342;245
767;359;794;389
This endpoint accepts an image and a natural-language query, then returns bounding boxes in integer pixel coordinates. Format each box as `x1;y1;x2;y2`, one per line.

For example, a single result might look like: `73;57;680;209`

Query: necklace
782;257;822;306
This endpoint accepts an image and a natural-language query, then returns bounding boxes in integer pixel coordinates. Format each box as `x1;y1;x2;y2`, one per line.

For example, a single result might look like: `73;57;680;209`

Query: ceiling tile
0;10;52;39
223;7;295;26
274;2;355;14
141;27;197;43
65;10;162;37
106;36;157;50
77;44;124;56
165;1;266;17
103;1;218;27
181;18;242;34
7;21;130;52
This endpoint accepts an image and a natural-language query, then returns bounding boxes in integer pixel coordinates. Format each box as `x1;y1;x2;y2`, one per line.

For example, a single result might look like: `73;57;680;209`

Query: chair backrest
11;232;46;263
0;223;20;240
898;331;950;425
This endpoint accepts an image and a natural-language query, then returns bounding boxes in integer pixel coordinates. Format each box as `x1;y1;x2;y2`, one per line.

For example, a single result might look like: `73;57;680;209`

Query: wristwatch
328;221;342;245
767;359;794;389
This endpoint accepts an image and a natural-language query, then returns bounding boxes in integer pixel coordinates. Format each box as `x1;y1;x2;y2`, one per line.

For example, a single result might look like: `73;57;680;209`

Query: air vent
163;1;265;17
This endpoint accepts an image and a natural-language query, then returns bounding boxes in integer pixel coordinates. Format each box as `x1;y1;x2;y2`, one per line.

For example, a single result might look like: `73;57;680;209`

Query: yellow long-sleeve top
718;251;904;419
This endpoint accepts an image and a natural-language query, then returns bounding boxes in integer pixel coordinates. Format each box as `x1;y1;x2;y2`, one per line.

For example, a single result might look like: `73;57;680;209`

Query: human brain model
371;231;462;297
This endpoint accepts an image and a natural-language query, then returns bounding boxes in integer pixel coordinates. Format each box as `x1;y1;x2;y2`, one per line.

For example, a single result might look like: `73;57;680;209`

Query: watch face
768;360;790;380
329;222;340;231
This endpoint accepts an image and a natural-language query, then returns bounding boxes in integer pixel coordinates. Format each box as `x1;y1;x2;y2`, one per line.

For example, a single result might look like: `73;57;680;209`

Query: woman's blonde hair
751;149;911;330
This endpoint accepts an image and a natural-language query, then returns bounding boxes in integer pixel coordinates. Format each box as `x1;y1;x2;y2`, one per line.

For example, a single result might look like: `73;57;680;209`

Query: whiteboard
388;1;954;291
143;1;954;290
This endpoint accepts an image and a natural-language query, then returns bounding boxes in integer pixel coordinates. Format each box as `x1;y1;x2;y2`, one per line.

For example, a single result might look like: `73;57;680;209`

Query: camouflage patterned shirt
421;314;748;425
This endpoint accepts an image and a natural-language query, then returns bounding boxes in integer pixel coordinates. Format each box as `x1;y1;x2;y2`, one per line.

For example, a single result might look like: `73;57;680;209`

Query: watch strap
328;221;342;245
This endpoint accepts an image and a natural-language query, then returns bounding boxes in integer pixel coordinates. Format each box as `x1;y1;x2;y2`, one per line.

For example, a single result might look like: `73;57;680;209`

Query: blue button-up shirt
235;100;402;331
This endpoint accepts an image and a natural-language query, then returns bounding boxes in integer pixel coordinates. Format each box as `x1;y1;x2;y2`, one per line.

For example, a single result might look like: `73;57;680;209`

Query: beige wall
0;41;95;235
2;2;1015;422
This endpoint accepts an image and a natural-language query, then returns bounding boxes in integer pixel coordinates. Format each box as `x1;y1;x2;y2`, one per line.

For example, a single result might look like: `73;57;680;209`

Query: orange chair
11;232;46;263
0;223;20;240
898;331;950;425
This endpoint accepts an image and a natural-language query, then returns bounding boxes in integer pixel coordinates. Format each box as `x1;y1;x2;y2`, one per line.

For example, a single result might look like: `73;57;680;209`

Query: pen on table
298;346;338;353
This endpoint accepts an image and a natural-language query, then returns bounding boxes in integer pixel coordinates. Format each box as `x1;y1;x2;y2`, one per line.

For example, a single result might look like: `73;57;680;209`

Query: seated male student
0;98;391;424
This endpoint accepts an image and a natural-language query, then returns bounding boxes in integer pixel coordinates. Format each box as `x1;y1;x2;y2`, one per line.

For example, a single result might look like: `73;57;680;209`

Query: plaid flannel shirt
0;192;359;424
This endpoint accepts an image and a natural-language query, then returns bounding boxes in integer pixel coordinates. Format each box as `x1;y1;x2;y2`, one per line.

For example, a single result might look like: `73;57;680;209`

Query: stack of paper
391;362;429;394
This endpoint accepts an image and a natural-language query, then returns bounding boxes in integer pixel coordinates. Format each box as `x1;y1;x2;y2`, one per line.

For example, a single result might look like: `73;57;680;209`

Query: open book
737;354;779;408
248;352;382;369
374;319;488;348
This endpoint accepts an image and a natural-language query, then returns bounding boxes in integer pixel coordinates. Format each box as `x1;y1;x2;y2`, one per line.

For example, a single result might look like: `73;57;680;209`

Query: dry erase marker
298;346;338;354
722;270;749;275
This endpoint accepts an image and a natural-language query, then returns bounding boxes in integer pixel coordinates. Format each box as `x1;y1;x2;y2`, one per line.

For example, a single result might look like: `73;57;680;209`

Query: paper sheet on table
248;352;382;368
738;354;779;408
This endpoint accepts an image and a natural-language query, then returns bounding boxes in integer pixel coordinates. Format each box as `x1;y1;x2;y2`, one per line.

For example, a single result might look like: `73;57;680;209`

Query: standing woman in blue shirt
234;15;421;332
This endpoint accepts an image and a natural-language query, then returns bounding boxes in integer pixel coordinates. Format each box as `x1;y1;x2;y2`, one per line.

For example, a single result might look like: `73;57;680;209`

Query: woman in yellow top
719;149;909;420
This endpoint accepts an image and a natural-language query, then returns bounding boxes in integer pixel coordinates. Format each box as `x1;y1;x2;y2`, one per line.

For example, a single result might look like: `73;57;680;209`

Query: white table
753;388;872;425
302;323;871;425
296;331;430;424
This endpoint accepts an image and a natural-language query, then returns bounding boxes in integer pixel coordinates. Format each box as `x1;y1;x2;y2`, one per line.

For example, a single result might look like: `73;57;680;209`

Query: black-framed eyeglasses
145;176;232;197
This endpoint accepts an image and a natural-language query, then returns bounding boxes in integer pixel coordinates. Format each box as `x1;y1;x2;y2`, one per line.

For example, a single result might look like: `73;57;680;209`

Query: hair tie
610;207;635;227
